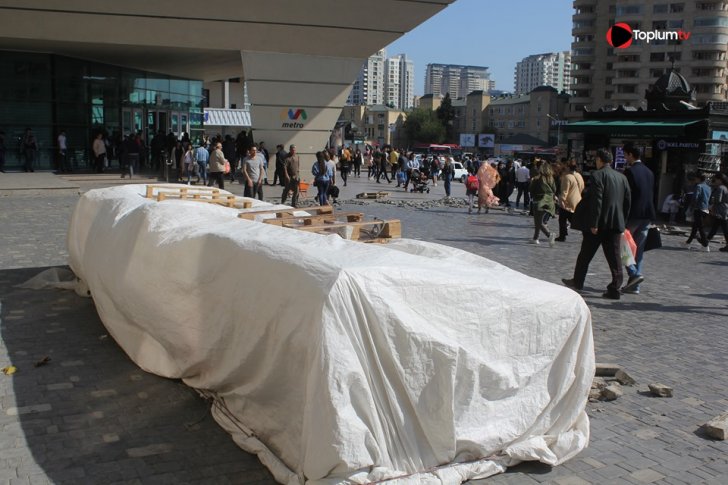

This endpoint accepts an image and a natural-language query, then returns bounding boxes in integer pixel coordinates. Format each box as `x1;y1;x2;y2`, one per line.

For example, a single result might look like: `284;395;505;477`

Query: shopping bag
644;226;662;251
623;229;637;258
224;160;231;174
620;233;636;267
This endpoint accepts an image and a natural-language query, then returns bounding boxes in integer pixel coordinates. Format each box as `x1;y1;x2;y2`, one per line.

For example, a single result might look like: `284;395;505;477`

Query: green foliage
403;108;446;144
436;93;456;143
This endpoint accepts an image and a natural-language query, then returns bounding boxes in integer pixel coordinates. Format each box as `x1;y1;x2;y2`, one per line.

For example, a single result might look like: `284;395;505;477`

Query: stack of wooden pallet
143;185;400;243
144;185;253;209
239;205;400;243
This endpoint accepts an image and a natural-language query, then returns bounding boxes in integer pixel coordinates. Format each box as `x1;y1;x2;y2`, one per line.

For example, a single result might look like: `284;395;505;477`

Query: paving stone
648;383;674;398
703;411;728;440
45;383;72;391
554;476;591;485
5;404;51;417
126;443;174;458
603;383;624;401
90;389;117;398
3;184;728;484
630;468;666;483
615;369;636;386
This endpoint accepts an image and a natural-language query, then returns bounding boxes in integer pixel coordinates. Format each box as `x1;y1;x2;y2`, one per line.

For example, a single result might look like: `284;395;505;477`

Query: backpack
466;175;479;191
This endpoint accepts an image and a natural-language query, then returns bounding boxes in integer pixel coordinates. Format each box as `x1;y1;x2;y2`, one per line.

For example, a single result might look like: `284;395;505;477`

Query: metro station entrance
122;108;190;141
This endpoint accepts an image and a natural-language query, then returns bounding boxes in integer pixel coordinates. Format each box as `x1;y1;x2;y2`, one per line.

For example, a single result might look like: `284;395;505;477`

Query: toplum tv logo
607;23;634;48
280;108;308;129
607;22;691;48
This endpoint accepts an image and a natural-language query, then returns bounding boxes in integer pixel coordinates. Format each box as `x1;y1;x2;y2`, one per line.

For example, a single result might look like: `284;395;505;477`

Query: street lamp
546;114;561;147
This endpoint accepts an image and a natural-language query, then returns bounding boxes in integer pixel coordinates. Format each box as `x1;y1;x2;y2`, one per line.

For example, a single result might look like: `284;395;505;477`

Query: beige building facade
425;64;492;99
452;91;492;141
417;94;444;111
571;0;728;118
338;105;405;148
486;86;570;146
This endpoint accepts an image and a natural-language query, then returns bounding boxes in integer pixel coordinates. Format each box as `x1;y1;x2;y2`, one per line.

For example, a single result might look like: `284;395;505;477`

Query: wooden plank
154;193;248;209
289;219;401;240
237;205;333;220
264;212;363;227
146;185;221;199
355;191;390;199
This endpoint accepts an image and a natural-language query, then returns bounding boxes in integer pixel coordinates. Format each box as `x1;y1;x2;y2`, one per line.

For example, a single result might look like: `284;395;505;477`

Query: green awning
565;119;705;137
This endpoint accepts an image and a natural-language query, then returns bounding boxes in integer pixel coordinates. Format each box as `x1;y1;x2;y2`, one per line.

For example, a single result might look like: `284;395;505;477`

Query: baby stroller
409;169;430;193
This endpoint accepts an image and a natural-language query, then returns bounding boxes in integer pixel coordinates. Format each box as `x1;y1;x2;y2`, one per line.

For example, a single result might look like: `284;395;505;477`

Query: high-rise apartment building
391;54;415;109
514;52;572;94
570;0;728;117
348;51;414;109
384;56;401;108
425;64;491;98
347;49;386;106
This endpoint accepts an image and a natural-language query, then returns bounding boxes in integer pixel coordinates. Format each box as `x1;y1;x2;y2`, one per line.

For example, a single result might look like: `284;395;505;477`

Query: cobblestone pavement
1;175;727;484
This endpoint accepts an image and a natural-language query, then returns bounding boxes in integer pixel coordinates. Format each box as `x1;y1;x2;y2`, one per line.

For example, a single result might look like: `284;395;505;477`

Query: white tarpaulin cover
67;185;594;484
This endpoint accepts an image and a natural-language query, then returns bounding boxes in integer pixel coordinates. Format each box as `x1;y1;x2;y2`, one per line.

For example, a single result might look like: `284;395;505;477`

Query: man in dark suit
563;149;631;299
621;144;656;294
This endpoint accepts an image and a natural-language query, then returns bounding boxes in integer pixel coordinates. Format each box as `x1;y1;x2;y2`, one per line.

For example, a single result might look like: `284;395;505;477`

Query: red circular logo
607;23;633;48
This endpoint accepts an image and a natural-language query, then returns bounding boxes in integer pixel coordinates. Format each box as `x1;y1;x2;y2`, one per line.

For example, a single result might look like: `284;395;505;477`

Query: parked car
452;161;468;183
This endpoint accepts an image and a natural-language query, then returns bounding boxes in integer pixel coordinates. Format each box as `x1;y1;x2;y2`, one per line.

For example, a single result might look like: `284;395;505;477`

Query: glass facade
0;51;203;170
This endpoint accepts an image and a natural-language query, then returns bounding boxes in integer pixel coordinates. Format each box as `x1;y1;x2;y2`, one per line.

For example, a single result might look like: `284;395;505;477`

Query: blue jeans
315;179;330;206
444;176;451;196
626;219;650;286
197;161;208;184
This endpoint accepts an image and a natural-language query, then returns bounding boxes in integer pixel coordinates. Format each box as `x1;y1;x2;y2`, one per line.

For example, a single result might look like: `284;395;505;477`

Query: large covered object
67;185;594;484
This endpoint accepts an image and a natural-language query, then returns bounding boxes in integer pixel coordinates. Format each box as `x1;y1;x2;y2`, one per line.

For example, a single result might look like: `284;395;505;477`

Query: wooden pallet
356;191;390;199
239;204;399;243
287;219;401;241
237;205;334;220
263;212;364;227
144;185;253;209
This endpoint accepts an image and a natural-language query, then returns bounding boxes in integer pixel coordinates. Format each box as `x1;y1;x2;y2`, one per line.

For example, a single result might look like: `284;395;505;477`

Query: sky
385;0;573;95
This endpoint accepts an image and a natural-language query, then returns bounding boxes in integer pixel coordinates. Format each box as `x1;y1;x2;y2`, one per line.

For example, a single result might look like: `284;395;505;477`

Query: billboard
478;134;495;148
460;133;476;147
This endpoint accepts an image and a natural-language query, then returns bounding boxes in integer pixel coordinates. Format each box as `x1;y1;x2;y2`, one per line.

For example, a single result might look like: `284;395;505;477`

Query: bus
411;143;461;158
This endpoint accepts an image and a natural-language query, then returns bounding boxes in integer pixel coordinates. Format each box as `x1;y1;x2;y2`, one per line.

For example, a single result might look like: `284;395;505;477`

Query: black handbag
644;226;662;251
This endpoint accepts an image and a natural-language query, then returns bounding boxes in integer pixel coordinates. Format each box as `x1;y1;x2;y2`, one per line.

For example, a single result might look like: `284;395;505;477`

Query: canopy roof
0;0;453;80
203;108;251;127
565;119;706;137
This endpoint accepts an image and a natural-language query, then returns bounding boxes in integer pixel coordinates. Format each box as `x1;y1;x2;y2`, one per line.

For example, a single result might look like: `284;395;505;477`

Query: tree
403;108;446;144
436;93;456;142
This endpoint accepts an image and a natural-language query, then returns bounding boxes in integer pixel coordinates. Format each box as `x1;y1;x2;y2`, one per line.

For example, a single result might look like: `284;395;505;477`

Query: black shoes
720;246;728;252
562;278;583;292
554;237;566;242
602;290;621;300
622;275;644;293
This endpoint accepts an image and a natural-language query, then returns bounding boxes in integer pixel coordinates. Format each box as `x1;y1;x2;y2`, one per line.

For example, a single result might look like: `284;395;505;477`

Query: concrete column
223;81;230;109
241;51;363;162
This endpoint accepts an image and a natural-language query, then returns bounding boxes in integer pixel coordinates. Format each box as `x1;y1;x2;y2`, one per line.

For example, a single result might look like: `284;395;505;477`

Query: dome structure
646;69;696;110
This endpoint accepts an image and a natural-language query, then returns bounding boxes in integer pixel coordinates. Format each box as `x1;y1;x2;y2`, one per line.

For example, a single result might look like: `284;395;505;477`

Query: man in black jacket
563;149;631;299
621;144;656;294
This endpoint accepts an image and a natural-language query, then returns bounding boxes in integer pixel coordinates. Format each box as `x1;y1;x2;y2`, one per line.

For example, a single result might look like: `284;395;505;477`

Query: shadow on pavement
588;299;728;317
0;266;274;484
689;292;728;300
501;461;552;475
